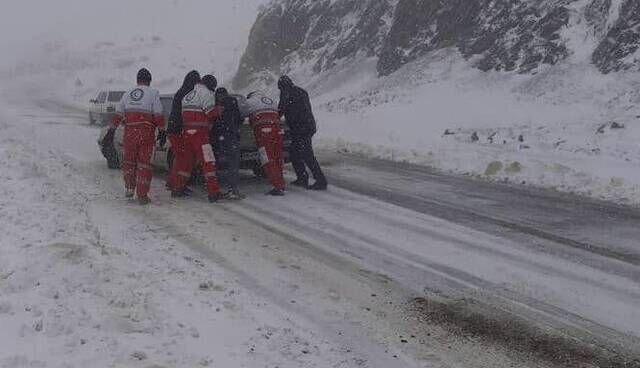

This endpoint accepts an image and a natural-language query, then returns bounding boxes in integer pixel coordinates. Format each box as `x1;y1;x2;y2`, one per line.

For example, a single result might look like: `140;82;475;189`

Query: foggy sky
0;0;266;69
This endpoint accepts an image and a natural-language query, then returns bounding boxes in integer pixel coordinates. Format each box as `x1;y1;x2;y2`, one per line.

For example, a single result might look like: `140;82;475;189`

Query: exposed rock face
234;0;395;89
593;0;640;73
233;2;310;89
378;0;571;75
233;0;640;89
585;0;613;34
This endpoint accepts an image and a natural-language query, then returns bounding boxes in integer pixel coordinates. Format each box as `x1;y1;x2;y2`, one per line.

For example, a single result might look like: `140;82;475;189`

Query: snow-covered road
1;85;640;367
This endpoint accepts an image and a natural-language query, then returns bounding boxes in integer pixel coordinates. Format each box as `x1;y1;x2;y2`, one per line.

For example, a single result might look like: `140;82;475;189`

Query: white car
89;90;126;125
98;94;291;176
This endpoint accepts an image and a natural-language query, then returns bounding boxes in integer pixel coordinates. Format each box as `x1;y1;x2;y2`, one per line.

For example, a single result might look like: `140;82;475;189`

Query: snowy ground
307;50;640;206
0;84;538;367
2;1;640;366
2;72;640;367
0;93;357;367
0;84;426;367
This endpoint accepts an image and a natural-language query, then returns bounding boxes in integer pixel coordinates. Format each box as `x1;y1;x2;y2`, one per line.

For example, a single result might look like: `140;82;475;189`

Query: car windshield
107;91;125;102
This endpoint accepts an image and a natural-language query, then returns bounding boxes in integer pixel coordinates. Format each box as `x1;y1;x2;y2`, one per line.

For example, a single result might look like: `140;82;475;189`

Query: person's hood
202;75;218;92
182;70;200;91
215;87;229;104
277;75;293;90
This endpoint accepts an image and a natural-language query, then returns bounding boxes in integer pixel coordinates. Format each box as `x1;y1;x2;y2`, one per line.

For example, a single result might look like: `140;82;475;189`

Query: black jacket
168;71;201;134
167;88;189;134
212;95;242;143
278;86;316;136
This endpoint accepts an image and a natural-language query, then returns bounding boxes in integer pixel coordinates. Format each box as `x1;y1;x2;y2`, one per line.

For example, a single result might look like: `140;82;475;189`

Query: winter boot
290;178;309;189
223;190;245;201
138;196;151;205
265;188;285;196
171;189;190;198
208;192;224;203
309;180;328;191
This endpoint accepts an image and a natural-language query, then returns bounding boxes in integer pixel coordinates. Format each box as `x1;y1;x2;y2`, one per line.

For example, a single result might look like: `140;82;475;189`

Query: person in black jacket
277;75;327;190
166;70;200;195
210;85;244;200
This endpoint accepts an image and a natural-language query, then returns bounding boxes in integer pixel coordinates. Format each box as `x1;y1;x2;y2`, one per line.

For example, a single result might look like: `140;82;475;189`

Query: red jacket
181;84;221;129
111;85;165;129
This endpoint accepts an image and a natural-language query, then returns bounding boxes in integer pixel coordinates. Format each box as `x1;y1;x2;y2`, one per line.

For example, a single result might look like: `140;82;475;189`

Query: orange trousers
122;126;155;198
254;122;285;190
173;129;220;195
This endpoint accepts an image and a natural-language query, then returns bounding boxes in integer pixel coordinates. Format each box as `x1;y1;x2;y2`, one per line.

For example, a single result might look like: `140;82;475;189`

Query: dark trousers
290;134;326;184
214;135;240;192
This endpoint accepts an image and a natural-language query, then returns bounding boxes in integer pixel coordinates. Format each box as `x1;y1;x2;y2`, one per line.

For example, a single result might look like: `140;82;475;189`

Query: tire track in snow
324;160;640;268
28;96;640;367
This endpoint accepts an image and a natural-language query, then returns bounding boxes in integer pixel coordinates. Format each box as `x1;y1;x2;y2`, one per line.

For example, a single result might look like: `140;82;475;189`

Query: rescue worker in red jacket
172;77;223;203
111;68;165;205
241;91;286;196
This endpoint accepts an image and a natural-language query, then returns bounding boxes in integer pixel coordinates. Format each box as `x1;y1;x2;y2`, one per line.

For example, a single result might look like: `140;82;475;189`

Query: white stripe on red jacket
112;85;165;129
181;84;221;129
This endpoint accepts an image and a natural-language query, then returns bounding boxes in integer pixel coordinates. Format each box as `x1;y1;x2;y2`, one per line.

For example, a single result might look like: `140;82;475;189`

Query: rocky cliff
233;0;640;90
592;0;640;73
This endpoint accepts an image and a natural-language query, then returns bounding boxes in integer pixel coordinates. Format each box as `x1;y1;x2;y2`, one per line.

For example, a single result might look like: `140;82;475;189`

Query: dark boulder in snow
610;121;625;129
130;351;147;361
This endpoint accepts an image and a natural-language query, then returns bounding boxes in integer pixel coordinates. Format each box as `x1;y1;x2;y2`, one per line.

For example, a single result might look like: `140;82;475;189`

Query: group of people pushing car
110;68;327;205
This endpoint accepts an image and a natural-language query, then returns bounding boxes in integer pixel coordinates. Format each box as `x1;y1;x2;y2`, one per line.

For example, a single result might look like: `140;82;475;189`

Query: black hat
182;70;201;90
277;75;293;90
202;75;218;92
215;87;228;102
137;68;152;84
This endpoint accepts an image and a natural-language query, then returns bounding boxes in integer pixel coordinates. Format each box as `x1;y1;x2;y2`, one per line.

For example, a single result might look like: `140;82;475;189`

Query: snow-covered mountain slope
592;0;640;73
232;0;640;205
234;0;640;87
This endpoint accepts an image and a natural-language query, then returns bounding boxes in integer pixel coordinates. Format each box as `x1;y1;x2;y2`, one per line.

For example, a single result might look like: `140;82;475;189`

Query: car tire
101;138;120;169
252;164;266;178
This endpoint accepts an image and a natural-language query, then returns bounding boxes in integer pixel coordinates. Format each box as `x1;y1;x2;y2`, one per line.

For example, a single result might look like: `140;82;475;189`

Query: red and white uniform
112;85;165;199
174;83;222;195
241;92;285;191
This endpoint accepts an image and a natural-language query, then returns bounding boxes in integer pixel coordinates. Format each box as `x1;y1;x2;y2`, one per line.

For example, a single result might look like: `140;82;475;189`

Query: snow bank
309;49;640;205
